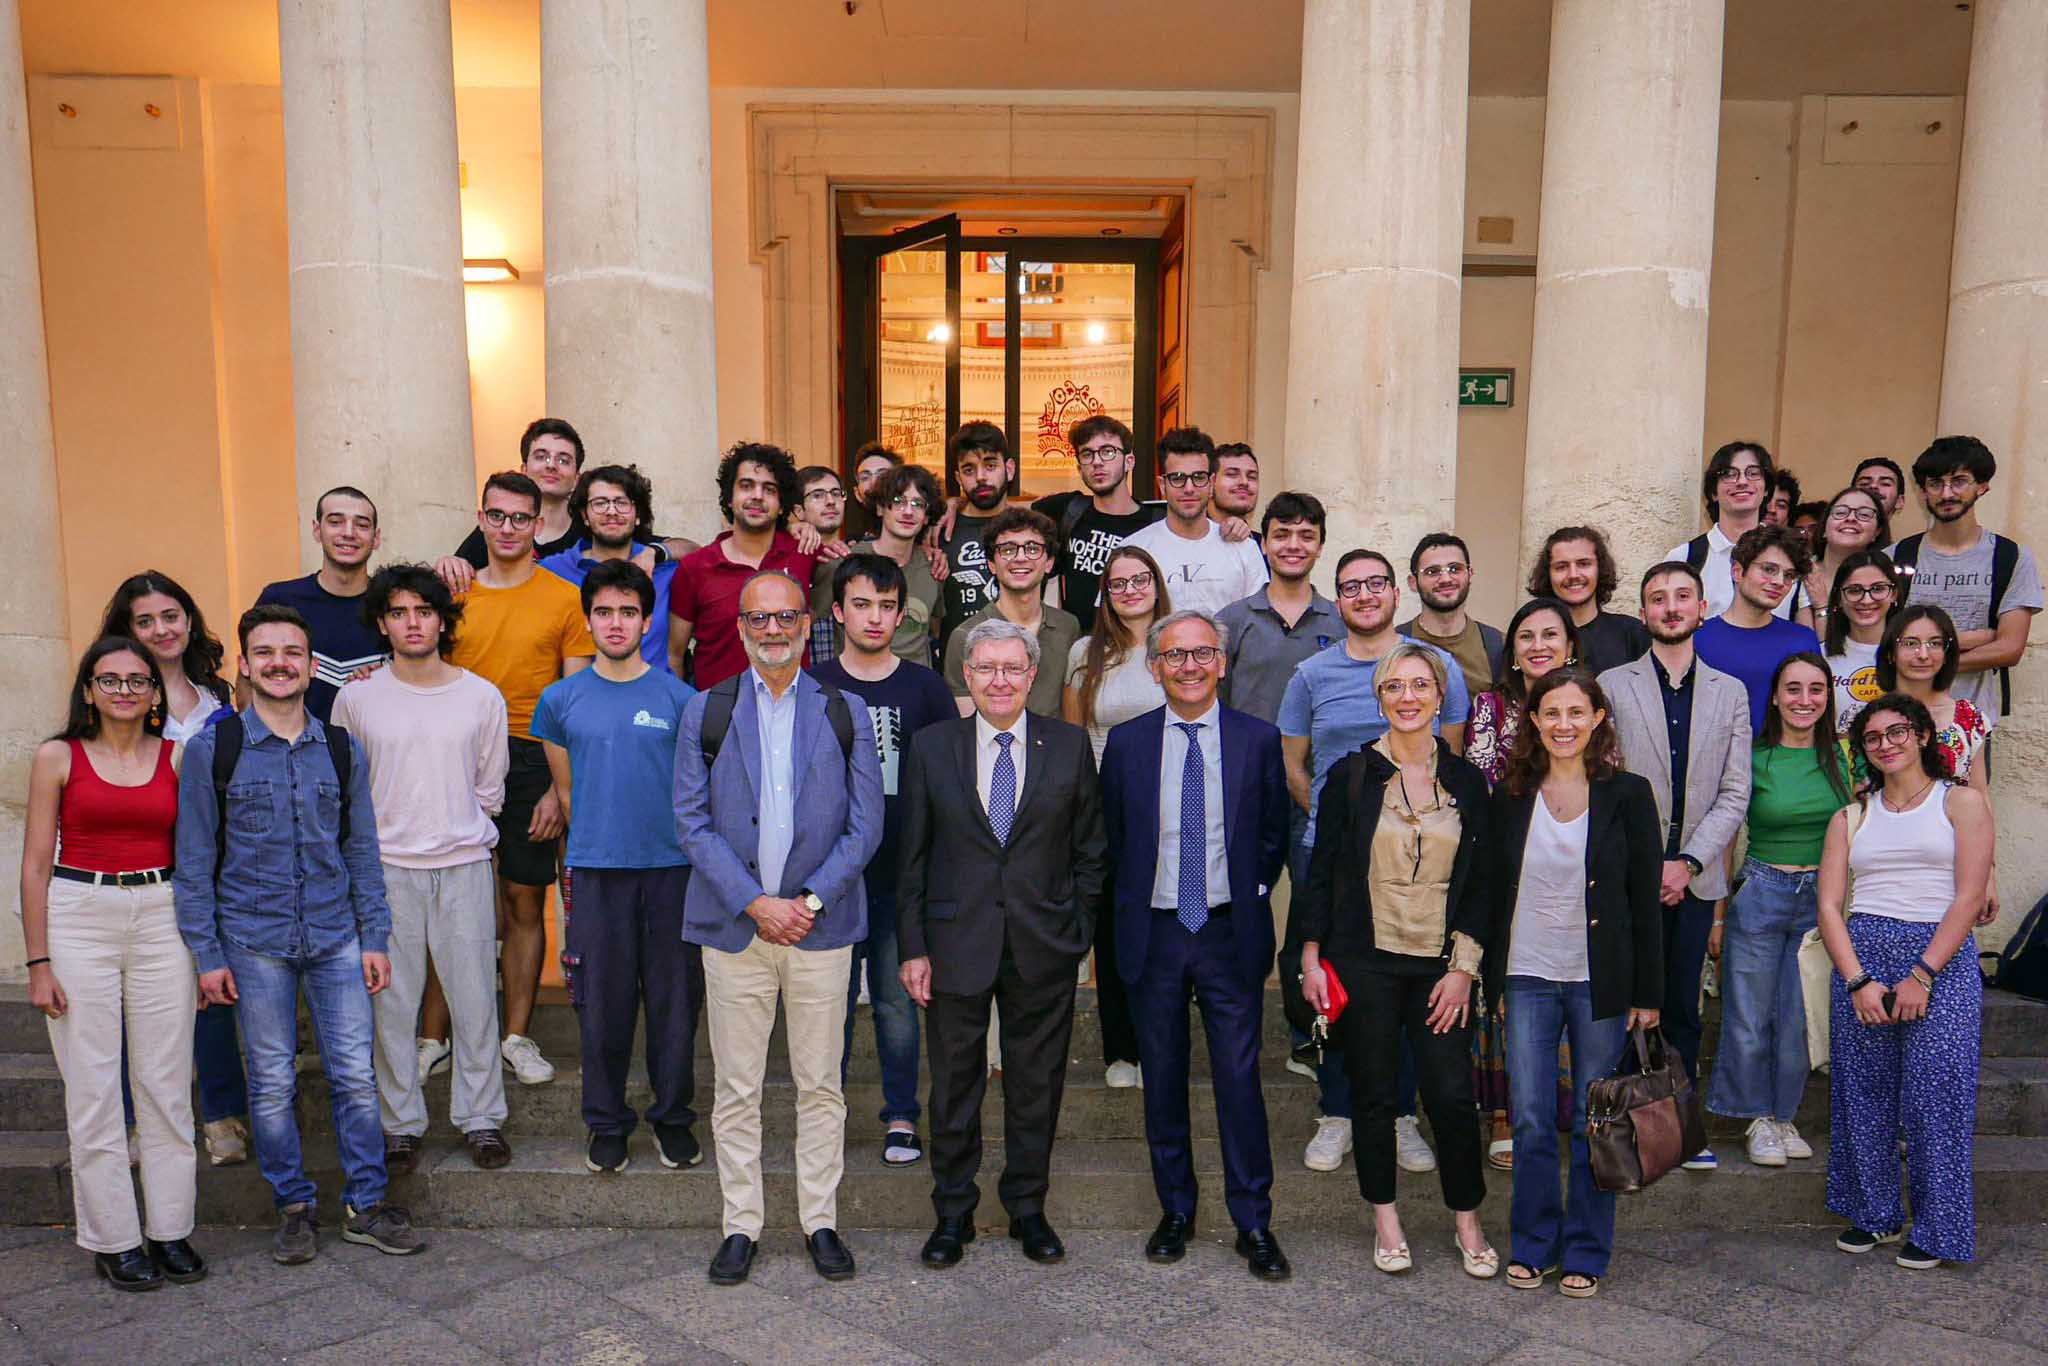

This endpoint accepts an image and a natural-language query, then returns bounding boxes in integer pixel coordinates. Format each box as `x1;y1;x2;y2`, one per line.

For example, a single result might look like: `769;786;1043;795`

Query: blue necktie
990;731;1017;846
1175;721;1208;934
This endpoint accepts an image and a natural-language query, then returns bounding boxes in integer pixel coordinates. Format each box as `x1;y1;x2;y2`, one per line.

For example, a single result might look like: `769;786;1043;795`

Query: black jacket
1485;770;1664;1021
1289;737;1495;975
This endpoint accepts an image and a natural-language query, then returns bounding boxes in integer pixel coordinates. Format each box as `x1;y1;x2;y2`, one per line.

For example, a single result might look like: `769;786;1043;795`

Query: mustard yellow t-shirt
452;571;596;740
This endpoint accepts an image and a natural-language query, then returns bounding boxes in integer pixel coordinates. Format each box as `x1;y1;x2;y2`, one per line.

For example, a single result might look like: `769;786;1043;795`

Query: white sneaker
500;1034;556;1085
203;1116;249;1166
1104;1061;1143;1089
1701;958;1720;999
1746;1118;1788;1167
1777;1121;1813;1160
1394;1115;1437;1173
1284;1056;1317;1081
1303;1116;1353;1172
417;1036;452;1080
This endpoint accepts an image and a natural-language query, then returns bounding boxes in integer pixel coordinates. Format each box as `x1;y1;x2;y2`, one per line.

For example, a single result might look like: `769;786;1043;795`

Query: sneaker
1894;1241;1942;1270
586;1131;630;1173
654;1123;702;1169
342;1202;424;1256
273;1202;317;1265
1284;1056;1317;1081
1394;1116;1437;1173
883;1129;923;1166
1701;958;1720;999
500;1034;555;1085
1104;1061;1143;1089
1745;1118;1787;1167
203;1116;249;1167
1778;1122;1813;1160
1836;1226;1903;1254
1681;1147;1719;1171
1303;1116;1353;1172
417;1036;452;1079
383;1131;422;1176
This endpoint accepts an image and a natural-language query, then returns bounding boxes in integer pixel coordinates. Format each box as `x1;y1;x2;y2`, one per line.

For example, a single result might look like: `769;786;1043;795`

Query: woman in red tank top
20;637;207;1290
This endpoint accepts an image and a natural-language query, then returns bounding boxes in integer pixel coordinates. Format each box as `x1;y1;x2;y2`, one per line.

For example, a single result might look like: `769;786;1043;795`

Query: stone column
1937;0;2048;950
277;0;477;565
541;0;720;543
1519;0;1725;582
1281;0;1469;564
0;0;73;975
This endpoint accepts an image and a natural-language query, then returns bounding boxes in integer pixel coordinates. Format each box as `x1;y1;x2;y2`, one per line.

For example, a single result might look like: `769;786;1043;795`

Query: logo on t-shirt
1068;528;1125;578
1846;666;1881;704
632;709;672;731
868;704;904;796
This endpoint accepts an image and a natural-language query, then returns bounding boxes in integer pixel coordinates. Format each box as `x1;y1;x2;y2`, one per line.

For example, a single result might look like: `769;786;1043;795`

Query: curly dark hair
716;442;803;530
362;563;464;659
1848;691;1949;797
1501;668;1625;796
871;463;943;538
98;571;230;704
571;463;656;544
983;505;1060;572
1525;527;1620;608
1732;523;1815;580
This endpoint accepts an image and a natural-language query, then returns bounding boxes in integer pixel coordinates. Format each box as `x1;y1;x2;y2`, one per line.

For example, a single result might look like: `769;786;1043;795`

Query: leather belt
52;865;172;887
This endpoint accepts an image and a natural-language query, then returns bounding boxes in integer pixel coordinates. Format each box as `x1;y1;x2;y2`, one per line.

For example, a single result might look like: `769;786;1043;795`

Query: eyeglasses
1719;466;1767;485
1896;635;1947;655
585;496;636;514
92;674;154;696
886;495;930;513
1377;677;1439;698
739;609;804;630
1840;582;1894;603
804;488;847;503
482;508;537;529
1860;723;1919;751
966;662;1033;680
1923;473;1978;494
1160;471;1213;489
992;541;1047;562
528;450;577;468
1336;576;1394;598
1157;646;1221;668
1105;572;1154;595
1076;446;1127;466
1745;562;1799;583
1829;506;1879;525
1416;564;1468;581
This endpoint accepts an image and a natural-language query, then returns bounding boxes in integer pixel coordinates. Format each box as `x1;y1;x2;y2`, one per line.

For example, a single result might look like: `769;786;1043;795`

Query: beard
1421;584;1471;613
963;483;1007;512
1646;618;1697;645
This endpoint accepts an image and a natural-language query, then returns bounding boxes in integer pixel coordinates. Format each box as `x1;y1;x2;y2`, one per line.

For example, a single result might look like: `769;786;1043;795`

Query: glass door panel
1010;259;1138;498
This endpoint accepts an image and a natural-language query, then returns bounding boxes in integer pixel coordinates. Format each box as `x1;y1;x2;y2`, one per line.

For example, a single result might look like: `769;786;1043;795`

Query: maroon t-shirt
668;531;820;687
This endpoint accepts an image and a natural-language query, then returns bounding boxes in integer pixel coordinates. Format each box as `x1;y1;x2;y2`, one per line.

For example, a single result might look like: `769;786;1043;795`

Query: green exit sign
1460;369;1514;407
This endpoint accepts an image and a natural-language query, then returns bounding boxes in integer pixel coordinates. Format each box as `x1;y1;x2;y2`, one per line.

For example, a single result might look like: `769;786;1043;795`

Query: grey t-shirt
1904;530;2043;727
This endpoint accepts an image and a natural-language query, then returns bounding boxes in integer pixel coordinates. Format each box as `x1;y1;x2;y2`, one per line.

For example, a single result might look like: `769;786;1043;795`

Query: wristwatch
1678;854;1703;878
799;888;826;916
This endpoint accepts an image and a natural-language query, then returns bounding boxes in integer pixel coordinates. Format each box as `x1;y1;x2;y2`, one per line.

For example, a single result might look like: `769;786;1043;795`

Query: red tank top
58;738;178;873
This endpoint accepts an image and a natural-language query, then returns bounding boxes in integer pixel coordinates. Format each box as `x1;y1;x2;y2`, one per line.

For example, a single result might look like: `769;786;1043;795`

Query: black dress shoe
1236;1227;1292;1281
1009;1212;1066;1264
1145;1212;1192;1263
921;1215;975;1267
145;1238;207;1284
93;1247;163;1292
707;1233;756;1286
806;1227;856;1281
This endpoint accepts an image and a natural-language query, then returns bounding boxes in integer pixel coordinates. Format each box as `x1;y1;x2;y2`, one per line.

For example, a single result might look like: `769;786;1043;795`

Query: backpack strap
1056;492;1090;550
1890;532;1923;578
210;713;246;887
699;672;856;768
1684;534;1711;571
1991;533;2019;713
323;722;354;847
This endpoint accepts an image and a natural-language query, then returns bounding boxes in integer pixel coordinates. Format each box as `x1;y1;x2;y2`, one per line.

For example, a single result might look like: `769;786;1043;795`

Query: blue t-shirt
537;542;678;673
1277;641;1471;846
810;659;957;907
1694;615;1823;733
531;667;697;868
254;574;389;722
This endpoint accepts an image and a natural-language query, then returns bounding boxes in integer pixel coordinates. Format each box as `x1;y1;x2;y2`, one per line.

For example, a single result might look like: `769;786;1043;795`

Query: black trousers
563;866;704;1137
1095;870;1139;1066
1661;892;1715;1084
925;948;1079;1220
1330;962;1486;1211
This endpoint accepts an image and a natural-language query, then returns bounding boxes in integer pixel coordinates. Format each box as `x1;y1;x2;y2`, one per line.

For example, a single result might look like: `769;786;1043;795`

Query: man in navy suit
1099;610;1293;1279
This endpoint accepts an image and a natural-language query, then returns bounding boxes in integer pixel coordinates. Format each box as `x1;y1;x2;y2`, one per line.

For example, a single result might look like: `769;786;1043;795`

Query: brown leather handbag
1586;1024;1707;1194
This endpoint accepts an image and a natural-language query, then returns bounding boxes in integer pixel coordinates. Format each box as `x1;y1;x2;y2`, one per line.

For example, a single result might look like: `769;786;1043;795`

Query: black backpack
1985;893;2048;1003
1889;531;2021;713
1683;533;1712;571
210;713;353;882
697;673;855;768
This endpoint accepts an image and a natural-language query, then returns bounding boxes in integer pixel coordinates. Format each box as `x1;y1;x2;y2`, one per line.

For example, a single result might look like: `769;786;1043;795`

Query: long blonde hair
1076;545;1172;729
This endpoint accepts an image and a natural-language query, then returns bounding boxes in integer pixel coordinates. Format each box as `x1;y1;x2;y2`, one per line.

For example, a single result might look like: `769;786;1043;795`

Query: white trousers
701;936;852;1238
43;879;197;1252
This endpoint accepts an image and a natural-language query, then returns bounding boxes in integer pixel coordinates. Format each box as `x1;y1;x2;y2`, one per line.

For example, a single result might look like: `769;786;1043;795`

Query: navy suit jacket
1099;704;1290;989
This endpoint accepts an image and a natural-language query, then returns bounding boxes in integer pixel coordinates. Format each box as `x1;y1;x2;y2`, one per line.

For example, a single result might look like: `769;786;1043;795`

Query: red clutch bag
1321;959;1351;1023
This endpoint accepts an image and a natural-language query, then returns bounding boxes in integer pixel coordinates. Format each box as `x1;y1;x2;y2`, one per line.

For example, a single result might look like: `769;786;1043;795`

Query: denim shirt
172;708;389;974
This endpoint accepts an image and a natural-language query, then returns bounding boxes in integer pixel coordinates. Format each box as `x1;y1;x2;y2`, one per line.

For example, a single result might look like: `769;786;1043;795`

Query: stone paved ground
1;1221;2044;1365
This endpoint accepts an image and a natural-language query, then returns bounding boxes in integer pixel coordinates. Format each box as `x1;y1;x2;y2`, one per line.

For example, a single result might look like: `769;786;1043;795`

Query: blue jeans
226;936;386;1213
1709;860;1815;1123
1505;977;1628;1279
845;896;920;1125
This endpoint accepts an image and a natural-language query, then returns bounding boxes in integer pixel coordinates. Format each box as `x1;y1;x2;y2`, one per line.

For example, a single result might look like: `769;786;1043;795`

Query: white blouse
1068;636;1166;763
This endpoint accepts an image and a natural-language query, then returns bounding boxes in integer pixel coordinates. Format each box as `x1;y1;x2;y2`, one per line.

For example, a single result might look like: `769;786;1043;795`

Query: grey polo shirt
1215;587;1344;724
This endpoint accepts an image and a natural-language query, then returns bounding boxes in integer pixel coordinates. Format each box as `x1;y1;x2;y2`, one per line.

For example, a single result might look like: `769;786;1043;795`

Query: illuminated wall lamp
463;258;520;284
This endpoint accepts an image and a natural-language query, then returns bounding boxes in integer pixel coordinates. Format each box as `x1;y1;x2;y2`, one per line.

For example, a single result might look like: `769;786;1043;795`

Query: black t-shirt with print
1030;491;1168;635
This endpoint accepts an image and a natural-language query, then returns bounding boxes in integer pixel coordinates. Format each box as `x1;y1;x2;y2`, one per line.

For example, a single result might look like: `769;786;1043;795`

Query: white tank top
1506;799;1591;982
1847;782;1957;925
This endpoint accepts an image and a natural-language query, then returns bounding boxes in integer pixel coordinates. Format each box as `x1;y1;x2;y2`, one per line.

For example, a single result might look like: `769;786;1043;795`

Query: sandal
1506;1261;1553;1289
1454;1237;1500;1279
1373;1241;1412;1274
1559;1272;1600;1299
1487;1138;1514;1171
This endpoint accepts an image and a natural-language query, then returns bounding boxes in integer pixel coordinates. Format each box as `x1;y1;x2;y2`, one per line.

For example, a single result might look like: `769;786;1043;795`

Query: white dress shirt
974;710;1027;824
1152;703;1229;909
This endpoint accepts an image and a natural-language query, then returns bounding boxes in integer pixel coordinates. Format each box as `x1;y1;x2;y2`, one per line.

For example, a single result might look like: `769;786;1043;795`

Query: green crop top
1746;743;1852;866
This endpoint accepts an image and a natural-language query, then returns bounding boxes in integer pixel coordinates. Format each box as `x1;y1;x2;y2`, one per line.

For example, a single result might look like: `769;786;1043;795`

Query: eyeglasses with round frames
1839;582;1894;603
482;508;537;529
1416;563;1469;581
1105;572;1154;595
992;541;1047;562
739;609;804;630
1336;576;1394;598
886;495;930;513
1860;723;1919;751
1157;646;1221;668
92;674;155;696
1376;677;1439;698
1922;473;1978;494
1075;446;1128;466
1719;466;1767;485
1828;505;1879;525
1896;634;1946;655
585;495;637;514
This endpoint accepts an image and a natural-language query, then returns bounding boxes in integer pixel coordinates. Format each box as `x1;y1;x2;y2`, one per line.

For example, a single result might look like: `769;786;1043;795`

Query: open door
840;214;961;486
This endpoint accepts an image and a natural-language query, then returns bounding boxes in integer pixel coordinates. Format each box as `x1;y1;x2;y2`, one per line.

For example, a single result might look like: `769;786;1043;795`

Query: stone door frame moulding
746;102;1275;463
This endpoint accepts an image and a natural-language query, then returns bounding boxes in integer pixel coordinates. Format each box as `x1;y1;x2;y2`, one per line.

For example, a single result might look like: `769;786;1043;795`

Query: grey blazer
1596;654;1751;901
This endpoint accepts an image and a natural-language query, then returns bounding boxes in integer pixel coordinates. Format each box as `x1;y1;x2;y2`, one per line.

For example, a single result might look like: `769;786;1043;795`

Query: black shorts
494;737;561;888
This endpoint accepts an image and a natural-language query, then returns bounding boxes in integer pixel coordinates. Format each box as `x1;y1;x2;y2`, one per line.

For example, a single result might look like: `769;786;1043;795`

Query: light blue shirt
753;669;800;896
1152;703;1229;909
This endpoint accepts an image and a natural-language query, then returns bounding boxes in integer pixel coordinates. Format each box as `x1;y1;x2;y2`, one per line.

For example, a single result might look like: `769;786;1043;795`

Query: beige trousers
701;936;852;1238
43;878;198;1252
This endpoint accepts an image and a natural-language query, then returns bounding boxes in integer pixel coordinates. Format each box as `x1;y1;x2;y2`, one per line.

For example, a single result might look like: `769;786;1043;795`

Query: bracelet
1916;956;1940;980
1910;967;1936;992
1844;973;1873;994
24;957;49;968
